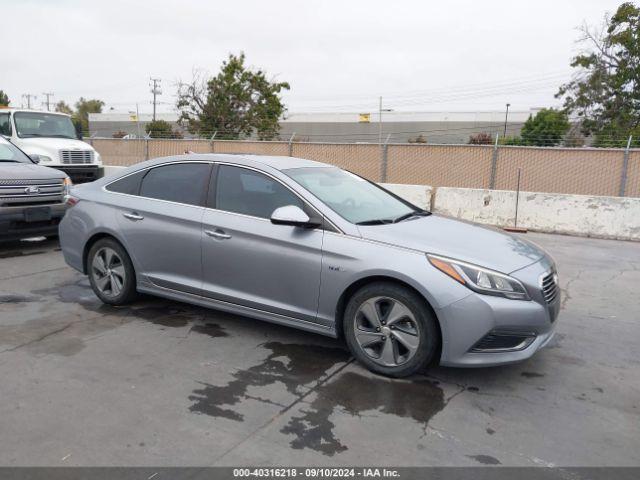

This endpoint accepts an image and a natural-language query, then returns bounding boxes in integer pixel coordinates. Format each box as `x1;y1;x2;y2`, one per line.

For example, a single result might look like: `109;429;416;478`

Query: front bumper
437;258;560;367
0;203;67;240
51;165;103;184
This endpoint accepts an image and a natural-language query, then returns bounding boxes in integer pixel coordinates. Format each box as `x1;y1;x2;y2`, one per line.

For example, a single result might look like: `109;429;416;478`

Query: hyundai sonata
59;154;560;377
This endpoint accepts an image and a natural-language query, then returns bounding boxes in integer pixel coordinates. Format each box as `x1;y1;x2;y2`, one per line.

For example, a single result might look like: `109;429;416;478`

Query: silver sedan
59;154;560;377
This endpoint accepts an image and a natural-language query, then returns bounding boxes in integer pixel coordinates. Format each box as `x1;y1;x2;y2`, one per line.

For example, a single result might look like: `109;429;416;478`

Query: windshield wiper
392;210;432;223
356;218;394;226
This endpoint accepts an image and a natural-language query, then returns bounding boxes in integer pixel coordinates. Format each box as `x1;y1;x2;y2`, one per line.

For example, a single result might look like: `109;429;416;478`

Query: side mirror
29;154;41;164
271;205;321;228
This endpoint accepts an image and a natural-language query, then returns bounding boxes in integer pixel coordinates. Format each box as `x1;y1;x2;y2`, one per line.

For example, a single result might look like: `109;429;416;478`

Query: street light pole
503;103;511;138
150;78;162;122
379;96;393;145
379;96;383;145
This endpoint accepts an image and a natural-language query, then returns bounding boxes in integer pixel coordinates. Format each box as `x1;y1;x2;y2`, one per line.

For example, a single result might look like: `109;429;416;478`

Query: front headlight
39;155;53;163
427;254;530;300
94;151;102;164
63;177;73;196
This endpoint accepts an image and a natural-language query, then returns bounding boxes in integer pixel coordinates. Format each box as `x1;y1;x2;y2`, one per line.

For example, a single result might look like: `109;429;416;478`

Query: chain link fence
88;138;640;197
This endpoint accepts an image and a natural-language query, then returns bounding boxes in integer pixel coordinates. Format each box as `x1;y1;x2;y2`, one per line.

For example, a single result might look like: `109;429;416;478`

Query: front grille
0;178;56;186
59;150;94;164
541;271;559;304
470;331;536;352
0;180;64;206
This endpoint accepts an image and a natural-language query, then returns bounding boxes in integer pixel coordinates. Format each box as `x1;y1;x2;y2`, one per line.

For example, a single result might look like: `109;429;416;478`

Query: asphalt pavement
0;233;638;466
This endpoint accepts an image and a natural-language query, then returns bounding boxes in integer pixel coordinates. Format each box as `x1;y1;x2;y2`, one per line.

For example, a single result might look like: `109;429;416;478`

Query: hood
357;214;546;273
0;162;67;181
15;137;94;152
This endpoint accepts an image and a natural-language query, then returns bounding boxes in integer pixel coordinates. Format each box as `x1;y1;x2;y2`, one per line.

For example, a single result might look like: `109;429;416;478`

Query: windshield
0;140;33;163
14;112;77;139
285;167;422;224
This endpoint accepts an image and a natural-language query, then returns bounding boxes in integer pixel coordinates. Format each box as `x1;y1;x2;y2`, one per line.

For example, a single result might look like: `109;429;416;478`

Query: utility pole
42;92;54;111
503;103;511;138
150;78;162;122
22;94;37;109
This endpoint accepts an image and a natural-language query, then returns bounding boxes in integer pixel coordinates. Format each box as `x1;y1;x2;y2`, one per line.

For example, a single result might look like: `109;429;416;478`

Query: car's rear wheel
87;238;137;305
343;282;439;377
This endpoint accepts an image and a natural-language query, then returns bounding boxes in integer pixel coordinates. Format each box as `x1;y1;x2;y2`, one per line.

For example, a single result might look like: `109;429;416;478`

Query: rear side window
215;165;303;219
139;163;210;206
105;170;145;195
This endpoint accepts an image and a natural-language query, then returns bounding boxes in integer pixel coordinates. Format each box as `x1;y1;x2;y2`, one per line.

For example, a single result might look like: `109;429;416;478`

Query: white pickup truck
0;107;103;183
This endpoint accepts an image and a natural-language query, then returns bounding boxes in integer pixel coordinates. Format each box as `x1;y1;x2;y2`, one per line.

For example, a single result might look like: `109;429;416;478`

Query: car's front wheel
343;282;439;377
87;238;137;305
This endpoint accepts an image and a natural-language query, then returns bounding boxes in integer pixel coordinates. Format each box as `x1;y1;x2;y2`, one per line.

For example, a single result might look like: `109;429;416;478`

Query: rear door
112;161;212;294
201;164;325;324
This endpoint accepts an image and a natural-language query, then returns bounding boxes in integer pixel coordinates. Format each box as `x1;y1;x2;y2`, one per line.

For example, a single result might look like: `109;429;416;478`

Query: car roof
143;153;332;171
0;107;71;118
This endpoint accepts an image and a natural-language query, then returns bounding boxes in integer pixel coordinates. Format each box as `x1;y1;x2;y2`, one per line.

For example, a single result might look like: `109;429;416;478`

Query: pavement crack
560;269;584;310
0;311;111;357
1;322;75;354
244;394;288;408
213;358;355;463
0;267;68;282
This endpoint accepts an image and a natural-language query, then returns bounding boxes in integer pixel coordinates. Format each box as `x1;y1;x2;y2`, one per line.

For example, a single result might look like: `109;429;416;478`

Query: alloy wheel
91;247;126;298
353;296;421;367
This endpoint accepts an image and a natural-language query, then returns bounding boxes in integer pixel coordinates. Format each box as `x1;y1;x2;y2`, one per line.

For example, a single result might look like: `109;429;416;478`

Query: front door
201;165;324;324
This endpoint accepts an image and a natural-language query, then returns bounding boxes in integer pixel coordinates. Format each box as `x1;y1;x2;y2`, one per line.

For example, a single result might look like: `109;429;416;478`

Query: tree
177;53;290;140
55;101;74;115
73;98;104;135
563;126;586;147
520;108;570;146
468;132;493;145
557;2;640;147
0;90;9;106
145;119;183;138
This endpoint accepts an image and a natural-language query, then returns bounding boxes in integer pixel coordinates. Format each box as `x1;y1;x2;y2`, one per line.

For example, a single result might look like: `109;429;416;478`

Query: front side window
14;112;77;139
0;140;33;163
215;165;303;219
139;163;210;206
0;114;11;136
284;167;417;224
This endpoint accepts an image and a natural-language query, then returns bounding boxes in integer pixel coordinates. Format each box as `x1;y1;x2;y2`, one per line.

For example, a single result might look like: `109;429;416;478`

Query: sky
0;0;625;115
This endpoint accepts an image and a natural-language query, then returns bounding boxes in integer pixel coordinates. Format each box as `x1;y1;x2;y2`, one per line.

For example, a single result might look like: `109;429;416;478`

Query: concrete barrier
433;187;640;241
103;165;126;177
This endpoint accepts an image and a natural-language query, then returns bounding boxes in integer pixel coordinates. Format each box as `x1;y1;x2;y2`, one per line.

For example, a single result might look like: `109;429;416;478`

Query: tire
87;238;138;306
343;282;439;378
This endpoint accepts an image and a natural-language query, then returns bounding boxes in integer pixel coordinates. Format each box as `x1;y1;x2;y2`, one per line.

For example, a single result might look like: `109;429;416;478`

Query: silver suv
59;154;560;377
0;137;71;241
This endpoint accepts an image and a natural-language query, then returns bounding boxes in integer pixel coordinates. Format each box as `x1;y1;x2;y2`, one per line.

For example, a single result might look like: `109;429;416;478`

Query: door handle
204;229;232;240
123;212;144;221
